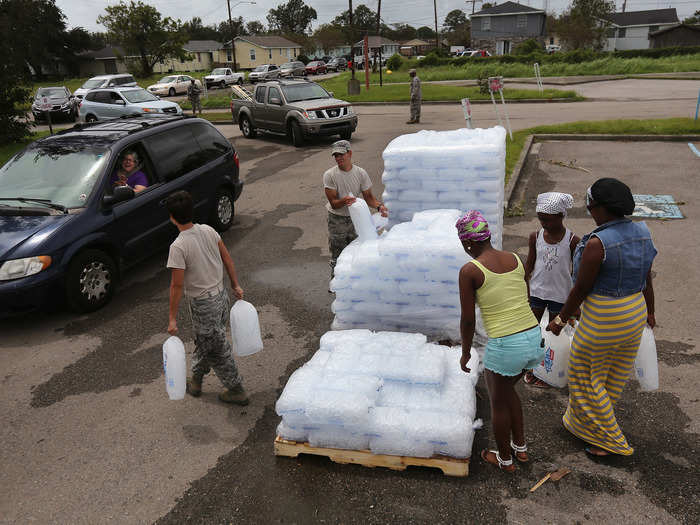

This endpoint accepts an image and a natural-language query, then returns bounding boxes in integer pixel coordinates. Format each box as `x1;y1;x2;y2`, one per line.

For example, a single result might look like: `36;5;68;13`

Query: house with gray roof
470;1;546;55
604;9;679;50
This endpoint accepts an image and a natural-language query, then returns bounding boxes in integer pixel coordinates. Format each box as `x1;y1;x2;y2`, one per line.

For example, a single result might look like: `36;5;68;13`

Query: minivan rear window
145;127;205;182
191;123;230;163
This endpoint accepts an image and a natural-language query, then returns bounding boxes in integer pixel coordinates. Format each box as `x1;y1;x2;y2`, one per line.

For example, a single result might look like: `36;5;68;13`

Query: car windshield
211;68;228;75
253;66;267;71
82;79;107;89
0;141;111;209
121;89;159;103
36;88;66;98
281;83;330;102
159;76;177;83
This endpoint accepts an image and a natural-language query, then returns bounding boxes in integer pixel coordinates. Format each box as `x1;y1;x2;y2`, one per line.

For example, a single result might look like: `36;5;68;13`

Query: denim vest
573;219;657;297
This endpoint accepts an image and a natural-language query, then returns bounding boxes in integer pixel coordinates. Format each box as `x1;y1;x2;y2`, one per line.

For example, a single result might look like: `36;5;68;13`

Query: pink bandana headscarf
456;210;491;242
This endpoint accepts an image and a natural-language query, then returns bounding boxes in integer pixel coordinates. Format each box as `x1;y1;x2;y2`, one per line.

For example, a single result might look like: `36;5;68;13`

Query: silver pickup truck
230;79;358;147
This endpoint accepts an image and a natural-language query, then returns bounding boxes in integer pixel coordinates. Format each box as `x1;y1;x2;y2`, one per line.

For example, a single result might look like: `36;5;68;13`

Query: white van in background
73;74;138;99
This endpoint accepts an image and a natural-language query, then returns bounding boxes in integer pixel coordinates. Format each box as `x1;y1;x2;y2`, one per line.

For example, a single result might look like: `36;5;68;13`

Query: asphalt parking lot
2;83;699;523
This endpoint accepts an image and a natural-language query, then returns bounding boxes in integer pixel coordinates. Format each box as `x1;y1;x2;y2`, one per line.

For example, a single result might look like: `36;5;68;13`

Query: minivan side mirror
103;185;134;207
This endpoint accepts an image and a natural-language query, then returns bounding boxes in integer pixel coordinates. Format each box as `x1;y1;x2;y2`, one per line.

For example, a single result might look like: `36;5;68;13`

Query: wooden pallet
274;436;469;477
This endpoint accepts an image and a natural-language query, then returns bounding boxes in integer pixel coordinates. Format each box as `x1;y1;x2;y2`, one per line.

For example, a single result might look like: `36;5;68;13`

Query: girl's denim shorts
484;325;544;376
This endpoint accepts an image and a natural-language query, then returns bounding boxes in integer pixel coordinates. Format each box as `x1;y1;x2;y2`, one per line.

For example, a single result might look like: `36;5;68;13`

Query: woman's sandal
523;371;551;389
510;440;529;462
481;449;516;472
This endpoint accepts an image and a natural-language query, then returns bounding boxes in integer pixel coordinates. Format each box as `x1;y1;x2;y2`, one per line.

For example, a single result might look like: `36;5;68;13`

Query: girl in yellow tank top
456;211;543;473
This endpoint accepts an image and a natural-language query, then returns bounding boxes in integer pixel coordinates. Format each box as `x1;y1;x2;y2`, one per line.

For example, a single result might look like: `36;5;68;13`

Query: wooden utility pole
349;0;355;79
227;0;237;72
433;0;439;51
466;0;481;15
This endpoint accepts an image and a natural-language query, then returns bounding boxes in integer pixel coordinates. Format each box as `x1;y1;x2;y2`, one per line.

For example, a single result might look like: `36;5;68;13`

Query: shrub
513;39;543;55
297;54;310;64
386;53;403;71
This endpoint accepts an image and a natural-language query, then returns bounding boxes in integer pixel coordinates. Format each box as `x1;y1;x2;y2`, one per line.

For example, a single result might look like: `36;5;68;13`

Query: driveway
1;83;698;523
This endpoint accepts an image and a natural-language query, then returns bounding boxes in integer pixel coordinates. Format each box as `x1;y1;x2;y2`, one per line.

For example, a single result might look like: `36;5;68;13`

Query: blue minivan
0;115;243;315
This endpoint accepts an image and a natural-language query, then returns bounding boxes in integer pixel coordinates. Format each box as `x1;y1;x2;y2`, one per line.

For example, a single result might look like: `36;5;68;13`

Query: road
1;77;698;524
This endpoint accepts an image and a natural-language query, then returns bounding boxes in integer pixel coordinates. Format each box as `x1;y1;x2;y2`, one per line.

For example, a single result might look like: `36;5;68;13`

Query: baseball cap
331;140;351;155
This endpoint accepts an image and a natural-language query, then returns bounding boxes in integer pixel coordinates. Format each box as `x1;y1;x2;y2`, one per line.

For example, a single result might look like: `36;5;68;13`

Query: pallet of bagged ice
381;126;506;248
330;209;484;341
276;329;483;459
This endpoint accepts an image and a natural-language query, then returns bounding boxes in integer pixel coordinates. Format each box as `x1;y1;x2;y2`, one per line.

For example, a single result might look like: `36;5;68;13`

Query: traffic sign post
460;98;473;128
488;76;512;140
39;96;53;134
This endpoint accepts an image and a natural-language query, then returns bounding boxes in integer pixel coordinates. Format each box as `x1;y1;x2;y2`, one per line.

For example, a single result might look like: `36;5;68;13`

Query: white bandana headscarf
536;192;574;216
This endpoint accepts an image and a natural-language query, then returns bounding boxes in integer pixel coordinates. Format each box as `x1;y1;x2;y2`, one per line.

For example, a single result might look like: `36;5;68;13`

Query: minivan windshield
82;78;107;89
159;76;178;83
282;83;330;102
0;142;110;209
121;89;159;103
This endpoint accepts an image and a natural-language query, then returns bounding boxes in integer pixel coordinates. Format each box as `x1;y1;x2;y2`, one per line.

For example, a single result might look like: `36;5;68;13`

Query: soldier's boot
186;375;203;397
219;383;249;405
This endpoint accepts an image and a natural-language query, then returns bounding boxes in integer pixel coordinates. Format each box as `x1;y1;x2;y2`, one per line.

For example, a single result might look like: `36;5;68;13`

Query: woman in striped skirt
546;178;657;456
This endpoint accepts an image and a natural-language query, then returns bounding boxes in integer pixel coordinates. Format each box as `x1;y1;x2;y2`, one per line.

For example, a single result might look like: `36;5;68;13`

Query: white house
604;8;679;51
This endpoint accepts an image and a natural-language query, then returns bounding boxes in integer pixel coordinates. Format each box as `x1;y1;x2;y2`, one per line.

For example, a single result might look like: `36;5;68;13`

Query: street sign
488;76;503;92
39;96;52;111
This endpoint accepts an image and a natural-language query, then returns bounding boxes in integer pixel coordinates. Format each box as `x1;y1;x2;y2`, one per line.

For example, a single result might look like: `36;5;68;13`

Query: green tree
443;9;467;32
417;26;436;40
683;10;700;25
384;23;416;42
481;3;495;9
556;0;615;50
246;20;265;35
332;4;380;42
183;16;219;41
218;16;247;43
97;1;188;76
267;0;317;34
313;24;345;54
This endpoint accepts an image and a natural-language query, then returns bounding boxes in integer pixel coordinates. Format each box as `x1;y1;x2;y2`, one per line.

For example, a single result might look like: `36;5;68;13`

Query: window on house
227;50;232;61
618;28;626;38
180;56;185;64
549;37;554;44
269;49;272;59
482;17;491;31
517;15;527;28
197;53;201;62
250;48;256;61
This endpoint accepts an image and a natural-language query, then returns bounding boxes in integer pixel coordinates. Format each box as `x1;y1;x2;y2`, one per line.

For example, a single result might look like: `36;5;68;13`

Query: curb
505;133;700;211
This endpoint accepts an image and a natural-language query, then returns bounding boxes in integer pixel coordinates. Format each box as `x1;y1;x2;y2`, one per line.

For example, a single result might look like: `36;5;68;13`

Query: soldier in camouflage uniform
323;140;387;291
187;79;202;116
166;190;248;405
407;68;421;124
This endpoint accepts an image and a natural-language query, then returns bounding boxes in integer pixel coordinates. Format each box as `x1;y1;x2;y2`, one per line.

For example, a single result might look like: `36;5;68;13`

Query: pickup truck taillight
233;151;239;169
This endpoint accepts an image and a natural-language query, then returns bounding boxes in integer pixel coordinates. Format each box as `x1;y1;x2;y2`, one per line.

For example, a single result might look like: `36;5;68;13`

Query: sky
57;0;698;34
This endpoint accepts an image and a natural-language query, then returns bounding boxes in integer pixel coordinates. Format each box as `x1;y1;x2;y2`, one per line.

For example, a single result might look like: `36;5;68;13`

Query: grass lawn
385;53;700;83
504;118;700;182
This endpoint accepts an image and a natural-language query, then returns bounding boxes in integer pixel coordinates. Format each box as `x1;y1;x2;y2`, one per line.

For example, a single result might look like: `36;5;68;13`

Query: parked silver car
78;87;182;122
73;74;137;99
248;64;281;83
32;86;79;122
279;61;306;78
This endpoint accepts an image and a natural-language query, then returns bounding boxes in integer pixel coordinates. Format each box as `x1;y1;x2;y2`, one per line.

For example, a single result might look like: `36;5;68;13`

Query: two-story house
470;1;546;55
604;9;679;51
219;35;302;69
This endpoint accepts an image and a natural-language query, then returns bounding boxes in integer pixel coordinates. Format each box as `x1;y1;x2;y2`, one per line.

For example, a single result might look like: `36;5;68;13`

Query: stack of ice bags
381;126;506;248
276;329;483;459
330;209;484;341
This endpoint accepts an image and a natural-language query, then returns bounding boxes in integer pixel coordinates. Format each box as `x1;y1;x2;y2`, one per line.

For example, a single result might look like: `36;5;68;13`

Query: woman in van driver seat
111;150;148;193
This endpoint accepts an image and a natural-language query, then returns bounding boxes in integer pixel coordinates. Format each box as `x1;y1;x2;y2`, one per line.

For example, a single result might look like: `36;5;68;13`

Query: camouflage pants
187;288;241;388
410;98;421;122
189;96;202;114
328;212;357;275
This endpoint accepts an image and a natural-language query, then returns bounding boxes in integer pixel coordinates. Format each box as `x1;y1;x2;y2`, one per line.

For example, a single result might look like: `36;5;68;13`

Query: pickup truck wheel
240;116;257;138
66;249;117;313
289;120;304;147
85;114;97;123
219;81;225;89
210;187;235;232
168;87;175;96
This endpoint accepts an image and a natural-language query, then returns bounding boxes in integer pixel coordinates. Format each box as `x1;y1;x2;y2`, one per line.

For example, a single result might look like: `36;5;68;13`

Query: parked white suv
79;87;181;122
204;68;245;89
73;74;137;99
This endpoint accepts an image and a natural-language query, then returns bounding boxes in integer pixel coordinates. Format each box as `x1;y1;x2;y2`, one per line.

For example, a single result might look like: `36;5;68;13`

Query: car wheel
168;87;175;97
66;249;117;313
289;120;304;147
210;187;235;232
219;81;225;89
85;114;98;123
340;130;352;140
240;115;257;138
237;77;243;85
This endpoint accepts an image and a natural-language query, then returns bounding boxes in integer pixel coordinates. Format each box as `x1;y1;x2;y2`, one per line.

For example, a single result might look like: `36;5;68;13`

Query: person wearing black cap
546;177;657;457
